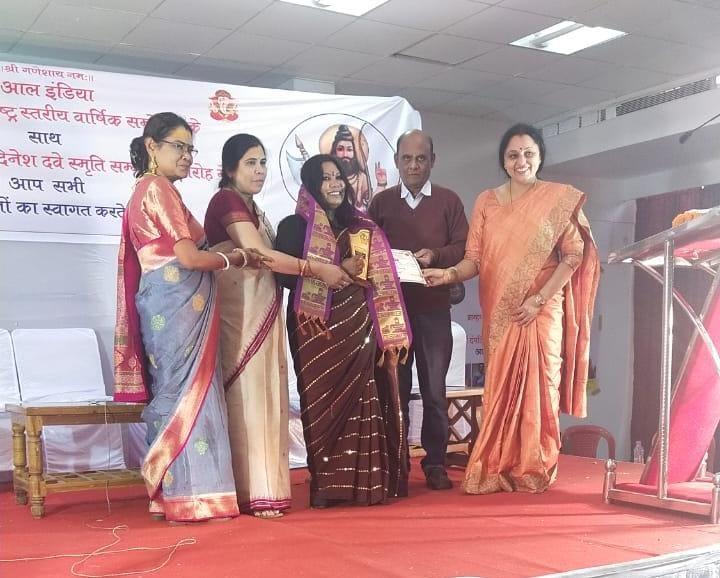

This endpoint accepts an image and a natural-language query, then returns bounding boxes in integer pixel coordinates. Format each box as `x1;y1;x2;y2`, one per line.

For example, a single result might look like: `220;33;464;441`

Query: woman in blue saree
113;112;266;522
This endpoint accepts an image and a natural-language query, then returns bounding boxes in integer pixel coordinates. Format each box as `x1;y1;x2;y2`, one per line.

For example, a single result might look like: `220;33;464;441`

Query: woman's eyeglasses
160;140;198;156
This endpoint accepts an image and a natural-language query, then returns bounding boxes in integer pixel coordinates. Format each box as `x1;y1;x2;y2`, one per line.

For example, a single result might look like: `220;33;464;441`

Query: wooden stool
6;402;146;518
409;387;485;466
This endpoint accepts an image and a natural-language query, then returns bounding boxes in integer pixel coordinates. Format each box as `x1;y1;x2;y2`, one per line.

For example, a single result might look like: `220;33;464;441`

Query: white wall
544;166;639;460
420;111;507;195
560;198;636;459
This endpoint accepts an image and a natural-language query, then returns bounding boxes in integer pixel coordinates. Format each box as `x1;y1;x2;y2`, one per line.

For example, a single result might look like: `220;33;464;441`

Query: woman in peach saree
424;123;600;494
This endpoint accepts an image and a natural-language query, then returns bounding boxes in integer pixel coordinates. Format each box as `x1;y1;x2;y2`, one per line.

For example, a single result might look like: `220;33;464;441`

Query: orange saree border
150;492;239;521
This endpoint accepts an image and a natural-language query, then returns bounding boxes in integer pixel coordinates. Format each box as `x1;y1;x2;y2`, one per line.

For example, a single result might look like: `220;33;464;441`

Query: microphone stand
679;111;720;143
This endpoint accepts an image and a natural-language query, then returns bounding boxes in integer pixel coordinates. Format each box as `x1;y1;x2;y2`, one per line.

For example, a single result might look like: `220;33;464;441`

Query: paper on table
391;249;427;285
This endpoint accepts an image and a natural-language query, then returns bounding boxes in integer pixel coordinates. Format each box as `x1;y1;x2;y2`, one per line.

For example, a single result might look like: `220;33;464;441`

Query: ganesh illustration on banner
208;89;239;122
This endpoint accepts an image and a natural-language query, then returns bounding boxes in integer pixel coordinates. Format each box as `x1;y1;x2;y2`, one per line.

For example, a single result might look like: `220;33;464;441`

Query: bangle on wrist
216;252;230;271
299;259;308;277
306;259;315;277
534;293;546;307
232;248;247;269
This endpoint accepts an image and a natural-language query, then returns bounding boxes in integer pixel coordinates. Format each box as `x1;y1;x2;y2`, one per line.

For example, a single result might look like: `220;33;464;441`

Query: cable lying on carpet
0;524;197;577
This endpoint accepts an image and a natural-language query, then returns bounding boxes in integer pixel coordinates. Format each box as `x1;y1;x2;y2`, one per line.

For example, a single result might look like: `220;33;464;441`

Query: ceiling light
510;21;626;55
279;0;390;16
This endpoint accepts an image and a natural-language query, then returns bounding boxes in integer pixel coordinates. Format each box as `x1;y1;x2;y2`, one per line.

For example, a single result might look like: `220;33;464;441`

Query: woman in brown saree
204;136;354;518
425;123;600;494
275;154;412;508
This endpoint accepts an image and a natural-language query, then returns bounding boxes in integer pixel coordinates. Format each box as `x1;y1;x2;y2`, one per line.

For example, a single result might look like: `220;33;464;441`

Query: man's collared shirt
400;180;431;210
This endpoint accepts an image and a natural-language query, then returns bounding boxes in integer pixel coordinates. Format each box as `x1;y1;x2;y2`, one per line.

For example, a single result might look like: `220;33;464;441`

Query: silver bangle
215;251;230;271
232;248;247;269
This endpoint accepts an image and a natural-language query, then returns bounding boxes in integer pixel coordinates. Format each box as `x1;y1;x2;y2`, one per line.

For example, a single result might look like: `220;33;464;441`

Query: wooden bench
409;386;485;466
6;402;146;518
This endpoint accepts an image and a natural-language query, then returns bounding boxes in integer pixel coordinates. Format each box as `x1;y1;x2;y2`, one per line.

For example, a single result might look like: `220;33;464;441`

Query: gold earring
147;156;158;175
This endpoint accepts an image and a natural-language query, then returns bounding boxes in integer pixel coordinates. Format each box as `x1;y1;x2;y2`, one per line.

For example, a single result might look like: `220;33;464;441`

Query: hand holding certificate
392;249;428;285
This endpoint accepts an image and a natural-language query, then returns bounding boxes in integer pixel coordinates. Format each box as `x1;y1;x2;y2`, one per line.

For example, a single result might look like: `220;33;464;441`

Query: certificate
391;249;427;285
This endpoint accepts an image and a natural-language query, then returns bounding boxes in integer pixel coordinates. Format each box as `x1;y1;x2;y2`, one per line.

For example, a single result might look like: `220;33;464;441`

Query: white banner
0;61;419;243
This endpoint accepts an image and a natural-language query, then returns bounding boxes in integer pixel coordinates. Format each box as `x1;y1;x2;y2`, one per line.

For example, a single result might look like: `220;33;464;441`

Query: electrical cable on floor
0;401;198;576
0;525;197;578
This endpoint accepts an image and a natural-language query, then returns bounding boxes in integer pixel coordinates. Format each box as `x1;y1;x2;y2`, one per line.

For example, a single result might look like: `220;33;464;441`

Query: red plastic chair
702;436;716;475
709;437;716;473
561;425;616;460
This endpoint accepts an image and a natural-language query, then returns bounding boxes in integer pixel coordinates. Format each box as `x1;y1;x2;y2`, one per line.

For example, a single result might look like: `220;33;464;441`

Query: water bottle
633;441;645;464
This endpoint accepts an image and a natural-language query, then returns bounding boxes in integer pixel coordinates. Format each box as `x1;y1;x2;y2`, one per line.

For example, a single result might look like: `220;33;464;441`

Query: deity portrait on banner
281;116;395;212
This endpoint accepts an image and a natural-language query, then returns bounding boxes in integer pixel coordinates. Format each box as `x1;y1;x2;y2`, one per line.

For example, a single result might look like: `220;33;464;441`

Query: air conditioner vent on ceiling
615;77;715;116
542;74;717;136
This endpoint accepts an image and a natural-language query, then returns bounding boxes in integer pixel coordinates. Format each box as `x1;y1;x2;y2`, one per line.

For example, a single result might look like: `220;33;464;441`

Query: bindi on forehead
506;146;538;156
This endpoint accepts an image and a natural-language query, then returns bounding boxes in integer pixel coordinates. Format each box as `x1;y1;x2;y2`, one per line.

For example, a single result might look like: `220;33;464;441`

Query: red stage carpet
2;456;719;578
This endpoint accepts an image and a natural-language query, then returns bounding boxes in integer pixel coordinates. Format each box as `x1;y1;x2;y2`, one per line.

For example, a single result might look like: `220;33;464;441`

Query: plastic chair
11;328;125;473
709;437;716;473
561;425;616;460
699;436;716;477
0;329;21;477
